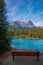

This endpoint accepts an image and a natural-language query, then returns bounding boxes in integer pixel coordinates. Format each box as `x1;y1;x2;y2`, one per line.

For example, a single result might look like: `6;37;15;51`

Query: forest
8;28;43;39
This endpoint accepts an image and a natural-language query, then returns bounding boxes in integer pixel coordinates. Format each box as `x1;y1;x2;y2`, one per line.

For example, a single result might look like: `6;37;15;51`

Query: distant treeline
8;28;43;39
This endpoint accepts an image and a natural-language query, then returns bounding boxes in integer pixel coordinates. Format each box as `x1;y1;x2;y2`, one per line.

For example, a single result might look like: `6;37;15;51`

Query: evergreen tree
0;0;10;54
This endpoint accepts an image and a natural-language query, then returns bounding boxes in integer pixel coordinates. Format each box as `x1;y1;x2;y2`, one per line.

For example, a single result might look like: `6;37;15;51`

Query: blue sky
5;0;43;26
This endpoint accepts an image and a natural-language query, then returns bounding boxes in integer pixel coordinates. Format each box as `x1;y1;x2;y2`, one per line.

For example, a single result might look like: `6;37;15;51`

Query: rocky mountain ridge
9;20;37;30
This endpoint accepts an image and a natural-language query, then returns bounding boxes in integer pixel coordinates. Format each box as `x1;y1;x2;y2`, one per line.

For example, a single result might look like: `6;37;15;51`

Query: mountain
9;20;37;30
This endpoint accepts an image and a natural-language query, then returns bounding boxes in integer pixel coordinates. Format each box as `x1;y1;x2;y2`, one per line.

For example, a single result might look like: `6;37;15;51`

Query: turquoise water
11;38;43;53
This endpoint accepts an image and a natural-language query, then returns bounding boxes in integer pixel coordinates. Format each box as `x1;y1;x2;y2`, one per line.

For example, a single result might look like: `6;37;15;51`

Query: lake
11;38;43;53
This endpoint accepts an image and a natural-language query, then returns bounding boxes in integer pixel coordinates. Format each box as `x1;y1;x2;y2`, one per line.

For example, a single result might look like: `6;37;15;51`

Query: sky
5;0;43;26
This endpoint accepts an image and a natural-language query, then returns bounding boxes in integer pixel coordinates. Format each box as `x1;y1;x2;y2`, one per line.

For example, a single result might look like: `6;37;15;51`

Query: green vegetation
0;0;10;54
8;28;43;39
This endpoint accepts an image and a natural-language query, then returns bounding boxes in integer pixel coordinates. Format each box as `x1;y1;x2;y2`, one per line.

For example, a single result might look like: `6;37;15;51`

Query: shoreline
12;37;43;40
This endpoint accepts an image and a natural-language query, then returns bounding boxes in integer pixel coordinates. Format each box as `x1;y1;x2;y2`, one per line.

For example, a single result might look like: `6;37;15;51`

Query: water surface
11;38;43;53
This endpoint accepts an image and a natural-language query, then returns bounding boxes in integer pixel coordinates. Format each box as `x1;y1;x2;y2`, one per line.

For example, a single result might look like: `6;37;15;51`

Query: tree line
8;28;43;39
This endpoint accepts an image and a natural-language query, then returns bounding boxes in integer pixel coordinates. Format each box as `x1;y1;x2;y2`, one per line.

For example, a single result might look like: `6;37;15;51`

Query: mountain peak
28;20;34;25
9;20;36;30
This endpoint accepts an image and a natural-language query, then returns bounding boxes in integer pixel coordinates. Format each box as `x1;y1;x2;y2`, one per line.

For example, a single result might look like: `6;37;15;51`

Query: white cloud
4;0;12;8
5;0;43;26
35;21;43;26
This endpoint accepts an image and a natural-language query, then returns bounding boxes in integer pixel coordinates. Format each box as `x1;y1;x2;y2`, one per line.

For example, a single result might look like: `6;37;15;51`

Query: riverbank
13;36;43;39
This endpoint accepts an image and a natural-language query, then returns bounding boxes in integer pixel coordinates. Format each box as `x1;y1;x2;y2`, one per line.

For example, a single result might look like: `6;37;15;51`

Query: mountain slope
9;20;36;30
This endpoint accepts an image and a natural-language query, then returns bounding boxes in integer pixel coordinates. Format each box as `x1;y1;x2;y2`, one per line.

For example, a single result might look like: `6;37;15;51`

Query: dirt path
2;55;43;65
0;51;11;65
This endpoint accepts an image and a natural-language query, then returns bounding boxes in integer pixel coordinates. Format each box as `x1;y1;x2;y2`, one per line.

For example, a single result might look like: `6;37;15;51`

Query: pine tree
0;0;10;54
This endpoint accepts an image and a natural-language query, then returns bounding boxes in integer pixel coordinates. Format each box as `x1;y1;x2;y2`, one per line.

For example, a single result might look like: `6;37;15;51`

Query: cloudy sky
5;0;43;26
